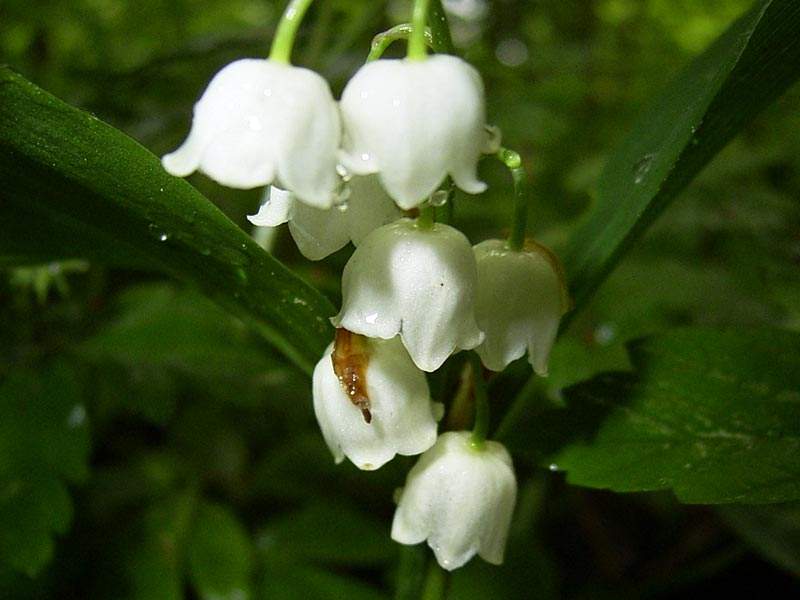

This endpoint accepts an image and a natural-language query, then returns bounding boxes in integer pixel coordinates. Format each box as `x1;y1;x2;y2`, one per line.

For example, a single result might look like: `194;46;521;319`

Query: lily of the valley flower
332;219;484;372
473;239;570;375
312;332;441;471
247;177;402;261
339;55;491;209
162;59;340;208
391;431;517;571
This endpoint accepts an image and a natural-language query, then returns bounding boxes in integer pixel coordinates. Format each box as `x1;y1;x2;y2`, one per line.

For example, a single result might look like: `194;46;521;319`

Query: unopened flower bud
473;239;569;375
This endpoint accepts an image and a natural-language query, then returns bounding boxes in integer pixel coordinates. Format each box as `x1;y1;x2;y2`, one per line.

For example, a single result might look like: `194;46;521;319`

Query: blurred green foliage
1;0;799;598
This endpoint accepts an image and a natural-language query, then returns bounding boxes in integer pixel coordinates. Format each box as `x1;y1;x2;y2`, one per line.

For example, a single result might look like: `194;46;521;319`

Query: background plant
1;0;799;597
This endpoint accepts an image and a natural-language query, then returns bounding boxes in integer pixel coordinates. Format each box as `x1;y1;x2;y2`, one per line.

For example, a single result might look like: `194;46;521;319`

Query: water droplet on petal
336;163;353;182
430;190;449;207
333;179;352;209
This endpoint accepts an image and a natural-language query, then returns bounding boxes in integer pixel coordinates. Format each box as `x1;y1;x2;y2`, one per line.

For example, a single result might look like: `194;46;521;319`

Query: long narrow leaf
0;67;334;372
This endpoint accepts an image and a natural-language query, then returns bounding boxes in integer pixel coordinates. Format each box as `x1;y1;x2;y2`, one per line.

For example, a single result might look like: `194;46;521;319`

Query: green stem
269;0;317;64
394;545;428;600
494;375;547;441
417;204;436;230
408;0;432;61
421;561;450;600
367;23;434;61
497;147;528;251
469;353;490;448
444;357;474;431
439;180;455;225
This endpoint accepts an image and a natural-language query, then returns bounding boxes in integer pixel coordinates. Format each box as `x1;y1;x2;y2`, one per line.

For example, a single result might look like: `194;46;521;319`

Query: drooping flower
338;55;493;209
391;431;517;571
312;331;441;471
332;219;484;372
162;59;340;208
473;239;570;375
247;177;402;261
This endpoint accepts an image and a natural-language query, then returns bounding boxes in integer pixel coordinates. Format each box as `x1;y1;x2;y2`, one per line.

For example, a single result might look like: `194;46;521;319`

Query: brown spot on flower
331;328;372;423
523;238;573;314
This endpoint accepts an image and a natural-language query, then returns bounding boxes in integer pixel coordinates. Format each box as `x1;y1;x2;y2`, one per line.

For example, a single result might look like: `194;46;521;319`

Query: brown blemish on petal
523;238;573;314
332;328;372;423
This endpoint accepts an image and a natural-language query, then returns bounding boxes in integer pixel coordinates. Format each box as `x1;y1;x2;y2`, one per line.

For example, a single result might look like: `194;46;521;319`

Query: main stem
497;147;528;251
269;0;317;64
408;0;433;61
469;353;490;448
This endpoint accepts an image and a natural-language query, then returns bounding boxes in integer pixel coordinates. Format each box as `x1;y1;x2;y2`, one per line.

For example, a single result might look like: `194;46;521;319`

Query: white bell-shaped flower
391;431;517;571
247;177;402;261
339;55;491;209
332;219;484;372
162;59;340;208
473;239;570;375
312;333;441;471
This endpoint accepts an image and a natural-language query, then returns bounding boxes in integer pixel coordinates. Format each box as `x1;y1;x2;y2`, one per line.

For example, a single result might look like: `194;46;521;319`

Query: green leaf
261;558;388;600
258;502;395;567
564;0;800;310
0;363;90;575
503;328;800;504
187;502;254;600
125;494;196;600
449;480;558;600
720;503;800;575
78;284;277;377
77;283;297;417
0;67;335;373
251;433;404;504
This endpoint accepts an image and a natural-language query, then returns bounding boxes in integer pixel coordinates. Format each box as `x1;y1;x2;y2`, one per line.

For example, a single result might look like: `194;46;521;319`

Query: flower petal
339;55;488;209
474;239;568;375
333;219;484;372
312;338;439;470
163;59;339;203
391;432;517;571
272;67;341;208
287;203;351;261
247;186;294;227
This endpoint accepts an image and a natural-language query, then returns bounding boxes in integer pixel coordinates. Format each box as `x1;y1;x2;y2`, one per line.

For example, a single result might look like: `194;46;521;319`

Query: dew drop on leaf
632;153;656;184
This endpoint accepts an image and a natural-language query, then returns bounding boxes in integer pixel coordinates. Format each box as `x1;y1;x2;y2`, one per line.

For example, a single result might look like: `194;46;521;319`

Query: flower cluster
163;0;569;572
